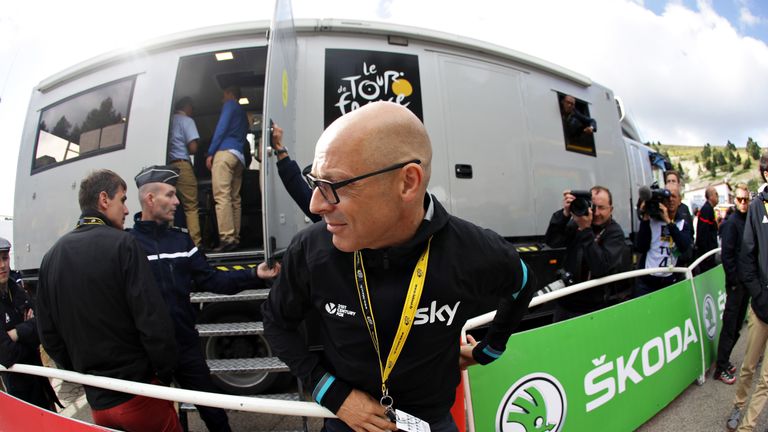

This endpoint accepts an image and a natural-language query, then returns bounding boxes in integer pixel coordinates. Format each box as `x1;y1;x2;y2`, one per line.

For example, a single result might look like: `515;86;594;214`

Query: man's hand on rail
459;334;479;370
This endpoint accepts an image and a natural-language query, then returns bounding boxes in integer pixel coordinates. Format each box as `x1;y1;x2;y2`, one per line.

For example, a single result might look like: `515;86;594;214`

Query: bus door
261;0;299;265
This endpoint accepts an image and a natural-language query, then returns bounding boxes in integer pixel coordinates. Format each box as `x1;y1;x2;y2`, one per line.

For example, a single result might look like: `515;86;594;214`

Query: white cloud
739;6;762;27
2;0;768;216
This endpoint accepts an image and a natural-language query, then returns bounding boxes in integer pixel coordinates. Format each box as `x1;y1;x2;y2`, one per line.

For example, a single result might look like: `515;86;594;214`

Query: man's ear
97;191;110;212
400;164;424;202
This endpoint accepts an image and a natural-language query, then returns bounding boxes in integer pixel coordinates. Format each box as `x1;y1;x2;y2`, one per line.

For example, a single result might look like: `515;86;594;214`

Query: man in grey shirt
169;96;202;246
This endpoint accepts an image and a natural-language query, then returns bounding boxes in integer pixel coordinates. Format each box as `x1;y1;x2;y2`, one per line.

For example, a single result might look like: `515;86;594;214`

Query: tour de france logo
703;294;718;340
496;373;566;432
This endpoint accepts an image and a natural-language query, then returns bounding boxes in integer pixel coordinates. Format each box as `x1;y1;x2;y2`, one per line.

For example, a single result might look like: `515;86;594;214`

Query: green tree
727;140;737;152
694;155;700;163
748;178;759;192
715;151;726;167
678;162;684;176
747;137;761;160
736;152;742;165
701;143;712;160
744;157;752;170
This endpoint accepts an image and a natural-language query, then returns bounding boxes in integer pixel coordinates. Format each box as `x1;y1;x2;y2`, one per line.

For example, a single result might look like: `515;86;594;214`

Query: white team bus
14;7;661;395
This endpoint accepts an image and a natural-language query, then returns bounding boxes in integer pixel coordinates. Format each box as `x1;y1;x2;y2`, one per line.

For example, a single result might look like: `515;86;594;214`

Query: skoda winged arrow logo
496;373;566;432
703;294;718;340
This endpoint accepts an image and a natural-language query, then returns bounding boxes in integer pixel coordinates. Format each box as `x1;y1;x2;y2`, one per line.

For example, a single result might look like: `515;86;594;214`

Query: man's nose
309;188;332;215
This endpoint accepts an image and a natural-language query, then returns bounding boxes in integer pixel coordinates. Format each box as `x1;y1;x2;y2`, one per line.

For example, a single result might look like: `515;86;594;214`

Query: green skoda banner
467;265;725;431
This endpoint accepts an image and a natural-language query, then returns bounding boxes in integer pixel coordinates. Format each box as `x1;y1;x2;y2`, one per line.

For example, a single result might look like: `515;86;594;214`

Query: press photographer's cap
0;237;11;252
134;165;180;188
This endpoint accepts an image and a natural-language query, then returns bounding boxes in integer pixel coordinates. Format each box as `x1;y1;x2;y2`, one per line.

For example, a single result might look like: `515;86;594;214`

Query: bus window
32;77;136;173
557;92;597;157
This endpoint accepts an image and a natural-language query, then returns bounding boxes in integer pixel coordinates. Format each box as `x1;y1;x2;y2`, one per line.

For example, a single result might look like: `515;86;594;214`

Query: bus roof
37;18;592;93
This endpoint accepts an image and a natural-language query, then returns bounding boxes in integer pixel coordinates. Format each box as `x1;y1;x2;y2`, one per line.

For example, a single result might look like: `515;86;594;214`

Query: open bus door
261;0;299;266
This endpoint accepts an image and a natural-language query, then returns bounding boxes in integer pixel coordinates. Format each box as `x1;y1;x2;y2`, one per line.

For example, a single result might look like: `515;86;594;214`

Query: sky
1;0;767;219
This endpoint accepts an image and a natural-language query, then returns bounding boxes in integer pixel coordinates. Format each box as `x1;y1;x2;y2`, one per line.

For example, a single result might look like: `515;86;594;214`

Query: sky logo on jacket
413;301;460;326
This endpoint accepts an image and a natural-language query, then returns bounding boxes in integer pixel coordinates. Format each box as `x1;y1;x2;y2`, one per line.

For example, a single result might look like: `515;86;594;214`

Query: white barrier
460;247;721;431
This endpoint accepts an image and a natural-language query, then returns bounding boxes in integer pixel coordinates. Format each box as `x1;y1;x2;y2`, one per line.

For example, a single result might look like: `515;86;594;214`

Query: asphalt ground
36;321;768;431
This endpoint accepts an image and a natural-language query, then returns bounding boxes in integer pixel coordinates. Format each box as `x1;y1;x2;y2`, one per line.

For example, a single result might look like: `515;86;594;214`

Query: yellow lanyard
353;236;433;403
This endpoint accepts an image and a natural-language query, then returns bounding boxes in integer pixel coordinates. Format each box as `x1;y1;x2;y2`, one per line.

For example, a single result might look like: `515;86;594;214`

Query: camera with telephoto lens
638;183;671;221
569;190;593;217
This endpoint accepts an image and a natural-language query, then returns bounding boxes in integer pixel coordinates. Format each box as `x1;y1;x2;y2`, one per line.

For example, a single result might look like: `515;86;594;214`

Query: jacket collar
358;194;450;267
132;212;170;236
78;210;113;228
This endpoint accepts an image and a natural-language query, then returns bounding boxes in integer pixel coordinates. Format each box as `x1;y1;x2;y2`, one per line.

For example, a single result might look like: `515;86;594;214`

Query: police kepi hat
0;237;10;252
134;165;180;188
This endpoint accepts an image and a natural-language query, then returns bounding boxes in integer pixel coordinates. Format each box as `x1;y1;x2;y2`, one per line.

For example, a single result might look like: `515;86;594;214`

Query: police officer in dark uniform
0;237;59;410
130;166;280;432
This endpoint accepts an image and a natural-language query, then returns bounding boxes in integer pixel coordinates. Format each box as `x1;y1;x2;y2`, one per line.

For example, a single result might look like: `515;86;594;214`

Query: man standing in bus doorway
728;154;768;432
714;183;750;387
36;170;181;432
0;237;60;411
263;102;536;432
130;165;280;432
206;86;249;252
169;96;203;247
696;185;720;273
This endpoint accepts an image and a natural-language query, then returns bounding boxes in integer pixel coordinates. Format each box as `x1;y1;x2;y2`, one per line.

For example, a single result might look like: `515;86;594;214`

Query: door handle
455;164;473;179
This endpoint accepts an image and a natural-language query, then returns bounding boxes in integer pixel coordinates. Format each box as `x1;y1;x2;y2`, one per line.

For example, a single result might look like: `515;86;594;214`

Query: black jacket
0;279;57;410
544;211;626;312
720;210;747;288
37;212;177;409
262;195;535;423
129;214;263;348
696;201;719;256
741;193;768;323
276;156;321;223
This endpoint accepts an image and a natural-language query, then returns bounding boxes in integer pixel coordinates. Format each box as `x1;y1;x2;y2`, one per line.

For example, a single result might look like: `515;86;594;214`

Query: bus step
190;288;270;304
207;357;289;374
196;321;264;337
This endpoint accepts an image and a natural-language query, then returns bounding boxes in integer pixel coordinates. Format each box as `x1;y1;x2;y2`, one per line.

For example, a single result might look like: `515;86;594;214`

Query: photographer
634;182;694;297
545;186;626;322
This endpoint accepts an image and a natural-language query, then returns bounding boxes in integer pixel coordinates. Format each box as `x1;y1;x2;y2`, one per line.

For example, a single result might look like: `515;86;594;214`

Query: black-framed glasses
303;159;421;205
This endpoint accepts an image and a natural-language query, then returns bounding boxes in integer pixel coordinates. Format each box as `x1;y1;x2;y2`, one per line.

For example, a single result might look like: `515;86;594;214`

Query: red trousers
91;394;181;432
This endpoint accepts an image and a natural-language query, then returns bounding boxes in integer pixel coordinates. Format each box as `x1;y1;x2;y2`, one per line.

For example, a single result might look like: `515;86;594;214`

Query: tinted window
32;77;135;172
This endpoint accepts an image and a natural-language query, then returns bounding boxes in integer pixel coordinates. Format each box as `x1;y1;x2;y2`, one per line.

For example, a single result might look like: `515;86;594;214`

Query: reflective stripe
512;262;528;300
146;246;198;261
313;373;335;404
482;345;504;359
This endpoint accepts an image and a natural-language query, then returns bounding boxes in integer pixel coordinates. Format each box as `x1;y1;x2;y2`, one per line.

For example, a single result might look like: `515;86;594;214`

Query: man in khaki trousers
729;154;768;431
206;87;248;252
168;97;202;246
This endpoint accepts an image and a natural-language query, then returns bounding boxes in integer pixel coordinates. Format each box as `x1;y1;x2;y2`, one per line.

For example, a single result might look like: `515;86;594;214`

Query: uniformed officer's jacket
129;214;262;347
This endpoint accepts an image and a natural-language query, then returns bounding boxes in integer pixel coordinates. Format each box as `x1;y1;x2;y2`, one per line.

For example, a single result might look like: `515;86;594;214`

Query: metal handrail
0;363;335;419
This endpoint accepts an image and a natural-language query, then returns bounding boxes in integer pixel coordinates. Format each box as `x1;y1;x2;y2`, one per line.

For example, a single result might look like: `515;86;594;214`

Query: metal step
196;321;264;337
179;392;302;412
207;357;289;375
190;288;270;303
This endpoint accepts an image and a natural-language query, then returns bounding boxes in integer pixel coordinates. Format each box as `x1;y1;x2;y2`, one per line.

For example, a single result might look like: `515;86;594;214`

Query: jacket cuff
311;372;352;414
15;320;36;343
472;339;505;365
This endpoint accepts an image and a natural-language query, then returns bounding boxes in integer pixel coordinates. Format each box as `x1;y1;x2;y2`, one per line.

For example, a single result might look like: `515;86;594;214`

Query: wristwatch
275;147;288;156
